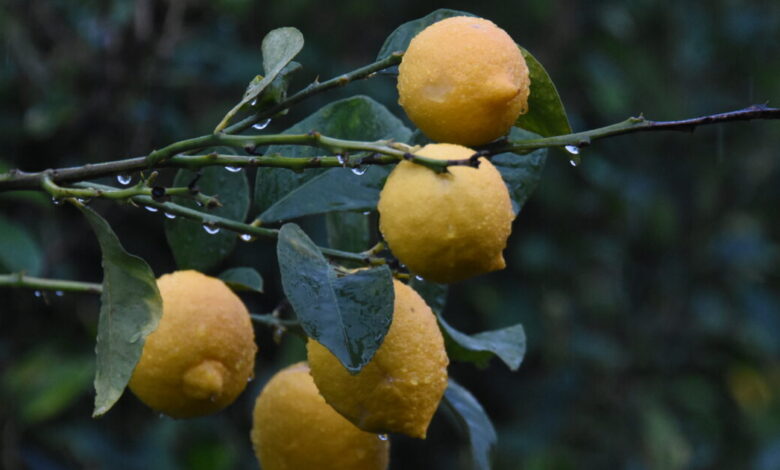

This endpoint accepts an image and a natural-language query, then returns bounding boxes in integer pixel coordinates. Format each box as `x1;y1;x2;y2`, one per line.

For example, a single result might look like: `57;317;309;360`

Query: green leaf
0;214;43;275
376;9;477;69
218;267;264;293
493;127;548;214
515;46;572;137
76;204;162;417
410;277;448;315
258;167;387;223
276;223;394;372
164;166;250;272
442;380;497;470
438;315;526;371
254;95;411;216
215;27;304;131
326;212;371;253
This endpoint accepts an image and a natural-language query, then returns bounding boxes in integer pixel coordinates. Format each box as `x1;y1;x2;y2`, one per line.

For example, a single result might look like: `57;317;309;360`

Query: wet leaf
442;380;497;470
515;46;572;137
219;267;264;293
376;9;476;72
438;315;526;370
0;214;43;275
276;223;393;372
253;95;411;216
410;277;448;315
215;27;304;131
326;212;371;253
164;166;250;272
493;127;548;214
77;204;162;417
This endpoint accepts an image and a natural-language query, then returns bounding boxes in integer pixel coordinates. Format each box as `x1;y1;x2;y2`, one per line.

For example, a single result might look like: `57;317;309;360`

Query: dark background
2;1;780;469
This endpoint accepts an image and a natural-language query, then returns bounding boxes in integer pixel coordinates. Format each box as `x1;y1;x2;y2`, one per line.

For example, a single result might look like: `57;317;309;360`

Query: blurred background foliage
1;0;779;469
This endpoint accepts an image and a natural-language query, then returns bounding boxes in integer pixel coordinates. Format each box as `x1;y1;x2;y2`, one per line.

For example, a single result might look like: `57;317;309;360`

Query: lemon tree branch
0;272;102;294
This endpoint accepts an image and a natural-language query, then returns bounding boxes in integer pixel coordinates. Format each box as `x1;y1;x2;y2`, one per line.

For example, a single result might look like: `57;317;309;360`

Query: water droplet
414;275;424;281
158;413;166;419
351;166;367;176
195;201;204;207
144;206;159;213
202;224;220;235
77;198;90;204
224;166;242;173
239;233;255;242
564;144;580;155
362;211;371;215
51;197;63;206
163;212;176;219
33;290;42;298
250;98;258;106
55;290;64;297
378;434;389;441
337;154;347;166
252;118;271;130
116;174;133;186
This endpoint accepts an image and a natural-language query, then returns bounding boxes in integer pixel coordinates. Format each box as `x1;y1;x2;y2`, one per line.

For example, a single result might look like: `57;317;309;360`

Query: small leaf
326;212;371;253
276;223;394;372
438;315;526;371
219;267;264;293
164;166;250;272
258;167;387;223
493;127;548;214
515;46;572;137
76;204;162;417
442;380;497;470
253;95;411;216
410;277;448;315
0;214;43;275
215;27;304;131
376;9;477;71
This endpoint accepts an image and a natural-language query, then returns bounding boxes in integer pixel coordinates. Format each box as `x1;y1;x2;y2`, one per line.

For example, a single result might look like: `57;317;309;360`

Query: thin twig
0;272;102;294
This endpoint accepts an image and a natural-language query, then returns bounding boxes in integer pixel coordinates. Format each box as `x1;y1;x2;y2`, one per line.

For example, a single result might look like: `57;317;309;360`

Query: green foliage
493;128;548;214
165;167;250;271
77;204;162;417
443;380;498;470
515;47;572;137
218;267;264;293
0;214;43;275
276;223;394;372
438;316;526;371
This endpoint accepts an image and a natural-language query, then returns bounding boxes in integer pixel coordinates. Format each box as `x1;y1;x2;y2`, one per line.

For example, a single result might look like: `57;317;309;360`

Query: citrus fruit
128;270;257;418
397;16;530;146
307;279;448;439
377;143;515;283
251;362;390;470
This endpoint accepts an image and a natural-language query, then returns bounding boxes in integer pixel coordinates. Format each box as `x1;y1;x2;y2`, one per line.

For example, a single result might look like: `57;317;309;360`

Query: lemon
128;270;257;418
251;363;390;470
377;143;515;283
397;16;530;146
307;279;448;439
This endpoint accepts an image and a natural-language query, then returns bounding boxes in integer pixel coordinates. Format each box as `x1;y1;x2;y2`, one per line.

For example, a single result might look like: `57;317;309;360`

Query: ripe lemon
251;363;390;470
128;270;257;418
307;279;448;439
397;16;530;146
377;143;515;283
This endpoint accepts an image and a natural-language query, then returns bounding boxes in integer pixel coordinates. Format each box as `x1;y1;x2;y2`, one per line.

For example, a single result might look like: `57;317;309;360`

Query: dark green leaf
443;380;497;470
254;95;411;216
0;214;43;275
326;212;371;253
77;204;162;417
215;27;304;131
438;315;526;371
276;223;394;372
164;166;250;272
376;9;477;71
410;277;448;315
218;267;264;293
493;127;548;214
515;46;572;137
258;167;387;223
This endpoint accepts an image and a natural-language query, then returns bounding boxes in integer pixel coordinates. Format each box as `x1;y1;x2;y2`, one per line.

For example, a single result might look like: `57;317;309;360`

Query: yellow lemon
307;279;448;439
128;270;256;418
377;143;515;283
251;362;389;470
397;16;530;146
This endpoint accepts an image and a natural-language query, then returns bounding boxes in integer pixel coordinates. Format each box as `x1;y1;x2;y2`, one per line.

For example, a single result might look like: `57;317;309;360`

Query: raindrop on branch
144;206;159;213
224;166;242;173
351;166;367;176
163;212;176;219
252;118;271;130
116;174;133;186
378;434;389;441
564;145;580;155
33;290;42;298
55;290;64;297
202;224;220;235
414;275;424;281
337;154;347;166
240;233;255;242
51;197;63;206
